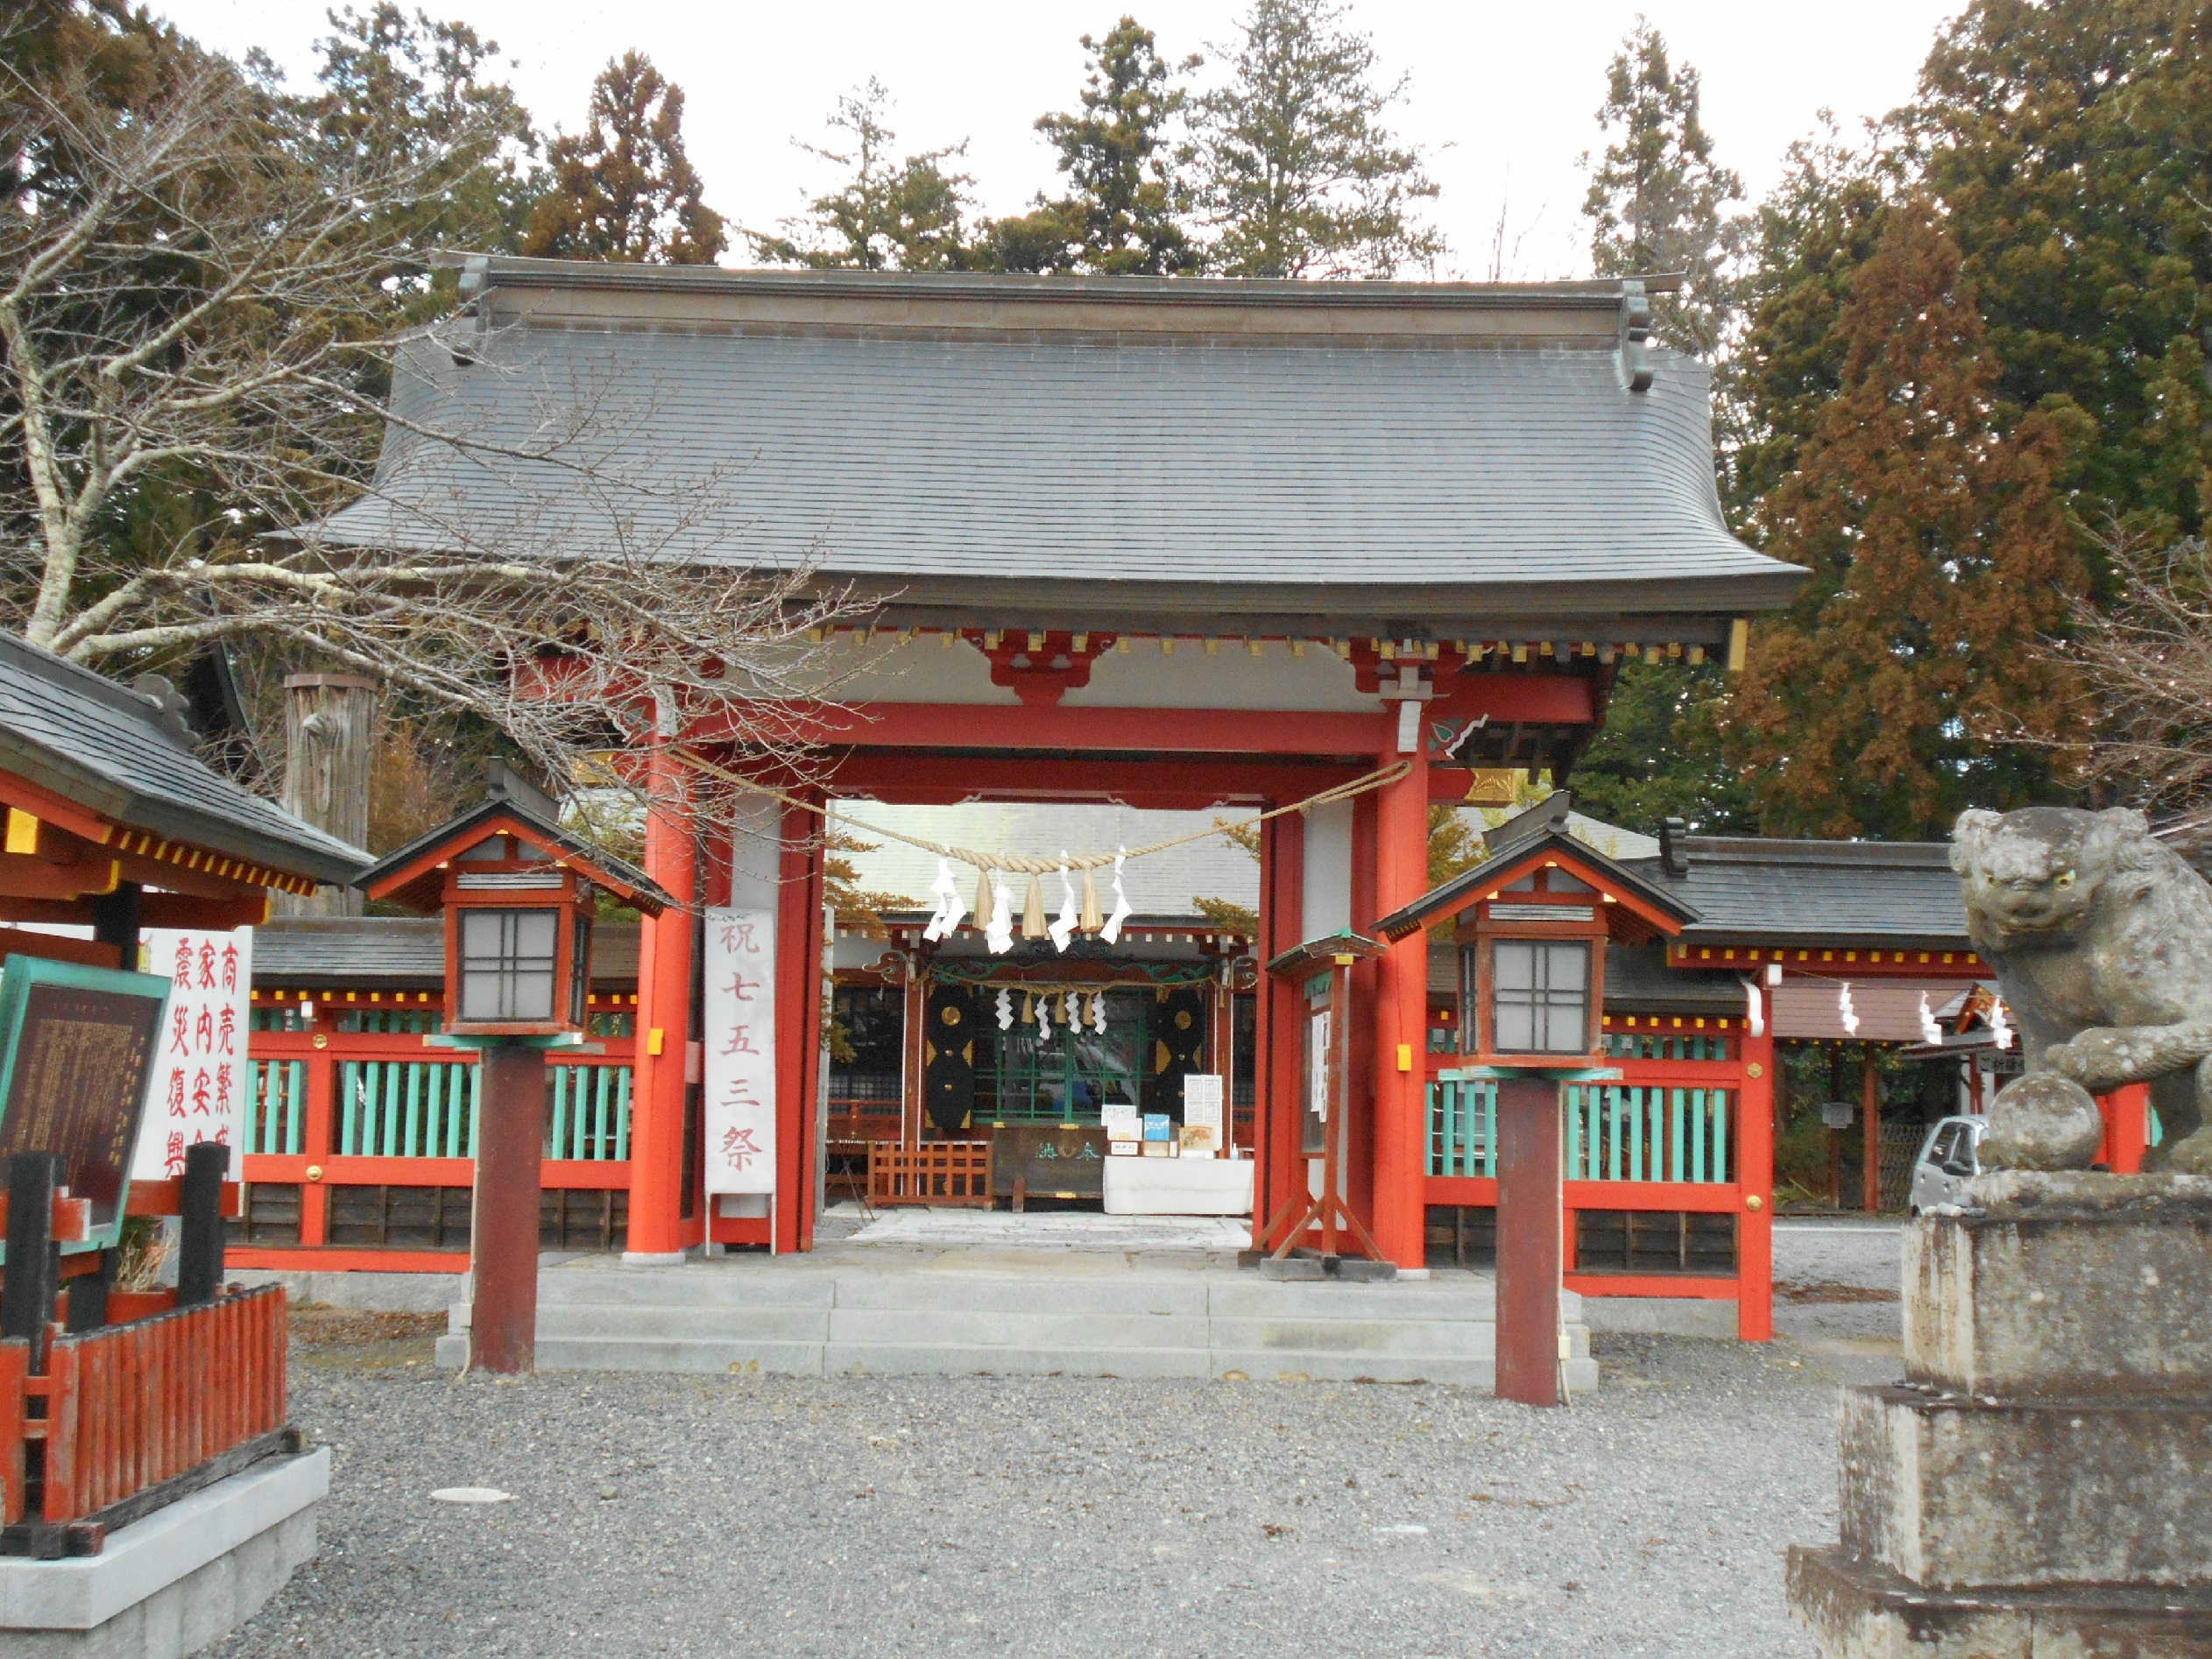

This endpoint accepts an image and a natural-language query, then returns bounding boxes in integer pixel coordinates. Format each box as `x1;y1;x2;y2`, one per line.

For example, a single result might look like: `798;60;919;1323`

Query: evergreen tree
750;80;976;271
1568;658;1753;833
1580;20;1745;357
1188;0;1441;279
1728;198;2087;838
307;5;541;258
1912;0;2211;543
520;52;724;264
979;18;1195;276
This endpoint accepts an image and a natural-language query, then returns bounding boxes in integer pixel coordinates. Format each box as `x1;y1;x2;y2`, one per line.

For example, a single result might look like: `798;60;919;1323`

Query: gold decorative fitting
1745;1194;1764;1211
307;1165;324;1182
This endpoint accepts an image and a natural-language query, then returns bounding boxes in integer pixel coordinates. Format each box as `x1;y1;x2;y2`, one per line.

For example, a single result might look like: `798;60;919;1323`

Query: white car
1909;1116;1988;1216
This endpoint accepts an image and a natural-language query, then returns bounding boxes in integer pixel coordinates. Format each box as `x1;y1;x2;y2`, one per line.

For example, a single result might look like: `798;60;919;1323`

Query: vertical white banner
132;928;251;1181
703;907;777;1195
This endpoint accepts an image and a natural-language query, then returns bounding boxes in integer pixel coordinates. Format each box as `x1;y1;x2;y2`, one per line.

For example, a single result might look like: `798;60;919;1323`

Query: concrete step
443;1263;1596;1388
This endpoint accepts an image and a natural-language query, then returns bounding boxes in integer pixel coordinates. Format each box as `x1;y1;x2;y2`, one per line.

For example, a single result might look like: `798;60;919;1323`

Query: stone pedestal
1788;1172;2212;1656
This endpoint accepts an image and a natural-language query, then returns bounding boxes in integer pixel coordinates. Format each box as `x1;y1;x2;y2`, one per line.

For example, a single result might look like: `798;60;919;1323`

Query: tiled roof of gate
307;265;1799;614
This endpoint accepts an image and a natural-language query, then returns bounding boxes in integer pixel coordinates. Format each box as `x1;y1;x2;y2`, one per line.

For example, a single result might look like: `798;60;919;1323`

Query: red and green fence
237;995;637;1271
1424;1019;1774;1338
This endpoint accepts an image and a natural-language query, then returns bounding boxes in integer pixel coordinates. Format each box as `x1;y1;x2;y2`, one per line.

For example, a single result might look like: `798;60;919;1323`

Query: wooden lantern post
357;788;668;1374
1370;794;1699;1408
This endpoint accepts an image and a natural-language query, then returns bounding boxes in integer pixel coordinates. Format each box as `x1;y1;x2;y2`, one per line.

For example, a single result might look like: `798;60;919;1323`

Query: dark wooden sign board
989;1124;1108;1199
0;954;171;1256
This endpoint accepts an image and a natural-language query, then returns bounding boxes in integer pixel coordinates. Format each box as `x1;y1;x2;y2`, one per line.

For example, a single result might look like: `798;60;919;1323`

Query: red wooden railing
0;1284;288;1531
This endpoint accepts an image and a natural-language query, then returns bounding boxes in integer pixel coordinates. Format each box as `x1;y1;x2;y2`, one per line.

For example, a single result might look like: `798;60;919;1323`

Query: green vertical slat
1423;1082;1437;1175
339;1062;359;1155
573;1069;589;1160
402;1062;422;1159
548;1067;568;1161
468;1062;482;1158
593;1067;611;1161
1585;1087;1600;1182
1629;1088;1644;1182
286;1062;304;1154
615;1067;632;1161
1605;1087;1620;1181
1715;1091;1729;1183
430;1062;449;1158
1564;1086;1580;1180
1483;1083;1497;1178
1669;1088;1685;1182
379;1062;399;1157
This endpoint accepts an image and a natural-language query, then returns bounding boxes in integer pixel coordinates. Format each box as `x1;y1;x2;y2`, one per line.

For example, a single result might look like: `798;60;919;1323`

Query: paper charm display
1919;992;1943;1045
131;928;251;1182
1989;996;2013;1051
1049;858;1078;952
923;858;966;942
1087;992;1106;1033
995;987;1014;1031
986;875;1016;954
1100;851;1134;944
1838;981;1860;1037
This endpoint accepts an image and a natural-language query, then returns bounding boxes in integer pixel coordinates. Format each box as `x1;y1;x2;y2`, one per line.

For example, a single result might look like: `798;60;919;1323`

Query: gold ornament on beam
1079;868;1104;933
1022;874;1049;939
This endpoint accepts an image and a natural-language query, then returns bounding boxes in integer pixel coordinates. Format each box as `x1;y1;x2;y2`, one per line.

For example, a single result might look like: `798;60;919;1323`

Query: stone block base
0;1449;328;1657
1789;1546;2212;1658
1841;1387;2212;1588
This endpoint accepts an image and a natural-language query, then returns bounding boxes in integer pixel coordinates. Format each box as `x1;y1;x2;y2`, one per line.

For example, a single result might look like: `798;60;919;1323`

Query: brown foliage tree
519;52;724;264
1729;197;2086;838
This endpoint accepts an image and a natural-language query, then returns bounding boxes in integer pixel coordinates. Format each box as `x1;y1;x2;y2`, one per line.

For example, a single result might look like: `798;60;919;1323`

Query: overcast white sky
158;0;1963;279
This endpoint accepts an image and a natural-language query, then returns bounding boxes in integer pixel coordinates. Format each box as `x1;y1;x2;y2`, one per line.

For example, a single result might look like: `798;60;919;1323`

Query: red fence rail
2;1285;288;1533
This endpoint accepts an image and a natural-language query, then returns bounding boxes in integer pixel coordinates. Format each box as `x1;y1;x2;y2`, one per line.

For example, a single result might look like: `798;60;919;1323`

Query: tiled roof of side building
255;917;640;988
1622;837;1969;949
0;633;366;885
307;264;1802;627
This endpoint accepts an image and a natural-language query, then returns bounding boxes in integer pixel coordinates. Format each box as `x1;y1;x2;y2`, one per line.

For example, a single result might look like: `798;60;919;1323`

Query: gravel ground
216;1278;1906;1659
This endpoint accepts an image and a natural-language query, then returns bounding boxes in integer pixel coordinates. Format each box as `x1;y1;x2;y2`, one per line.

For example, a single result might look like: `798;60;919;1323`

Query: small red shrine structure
299;260;1808;1302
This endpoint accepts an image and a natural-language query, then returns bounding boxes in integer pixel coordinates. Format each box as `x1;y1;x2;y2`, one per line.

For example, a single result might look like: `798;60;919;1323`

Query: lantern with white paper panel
1370;792;1698;1067
357;789;668;1039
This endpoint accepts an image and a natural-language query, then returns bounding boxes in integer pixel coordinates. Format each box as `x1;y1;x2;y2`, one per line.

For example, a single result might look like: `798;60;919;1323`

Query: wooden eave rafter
1378;837;1693;944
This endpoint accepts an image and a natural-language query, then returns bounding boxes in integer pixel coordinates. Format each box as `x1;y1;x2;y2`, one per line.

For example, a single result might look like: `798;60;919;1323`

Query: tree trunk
276;673;375;917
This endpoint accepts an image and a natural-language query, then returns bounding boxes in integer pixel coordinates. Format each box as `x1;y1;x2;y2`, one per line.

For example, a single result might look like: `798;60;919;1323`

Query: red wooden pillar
470;1042;545;1373
2099;1083;2152;1174
1861;1045;1882;1213
1369;738;1431;1268
298;1008;335;1248
1736;1025;1775;1342
1494;1074;1562;1407
625;740;696;1261
1255;811;1304;1246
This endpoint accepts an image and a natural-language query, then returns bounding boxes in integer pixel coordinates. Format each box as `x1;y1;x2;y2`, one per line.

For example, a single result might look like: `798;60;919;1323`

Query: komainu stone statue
1951;804;2212;1173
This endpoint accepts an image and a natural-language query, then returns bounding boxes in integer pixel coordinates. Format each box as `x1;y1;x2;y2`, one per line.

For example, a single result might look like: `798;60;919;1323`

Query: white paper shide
132;928;251;1180
703;907;776;1195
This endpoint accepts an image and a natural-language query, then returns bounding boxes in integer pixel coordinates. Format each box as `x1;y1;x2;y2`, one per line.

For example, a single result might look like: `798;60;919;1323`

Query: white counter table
1101;1155;1254;1217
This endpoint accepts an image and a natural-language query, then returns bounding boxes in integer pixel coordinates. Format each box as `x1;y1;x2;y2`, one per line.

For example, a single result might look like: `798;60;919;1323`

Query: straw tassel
972;867;994;934
1022;874;1048;939
1079;867;1104;933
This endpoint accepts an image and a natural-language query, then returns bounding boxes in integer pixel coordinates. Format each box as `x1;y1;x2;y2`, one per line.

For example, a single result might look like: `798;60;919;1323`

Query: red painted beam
683;681;1594;757
828;755;1369;806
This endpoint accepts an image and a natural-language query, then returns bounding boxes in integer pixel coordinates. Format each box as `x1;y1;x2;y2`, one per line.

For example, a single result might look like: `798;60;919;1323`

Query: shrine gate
304;259;1806;1283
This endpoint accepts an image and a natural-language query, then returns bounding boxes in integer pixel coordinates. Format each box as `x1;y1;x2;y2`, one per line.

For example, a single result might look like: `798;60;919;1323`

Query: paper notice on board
703;907;776;1195
1308;1010;1331;1121
1181;1073;1224;1153
131;928;250;1181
